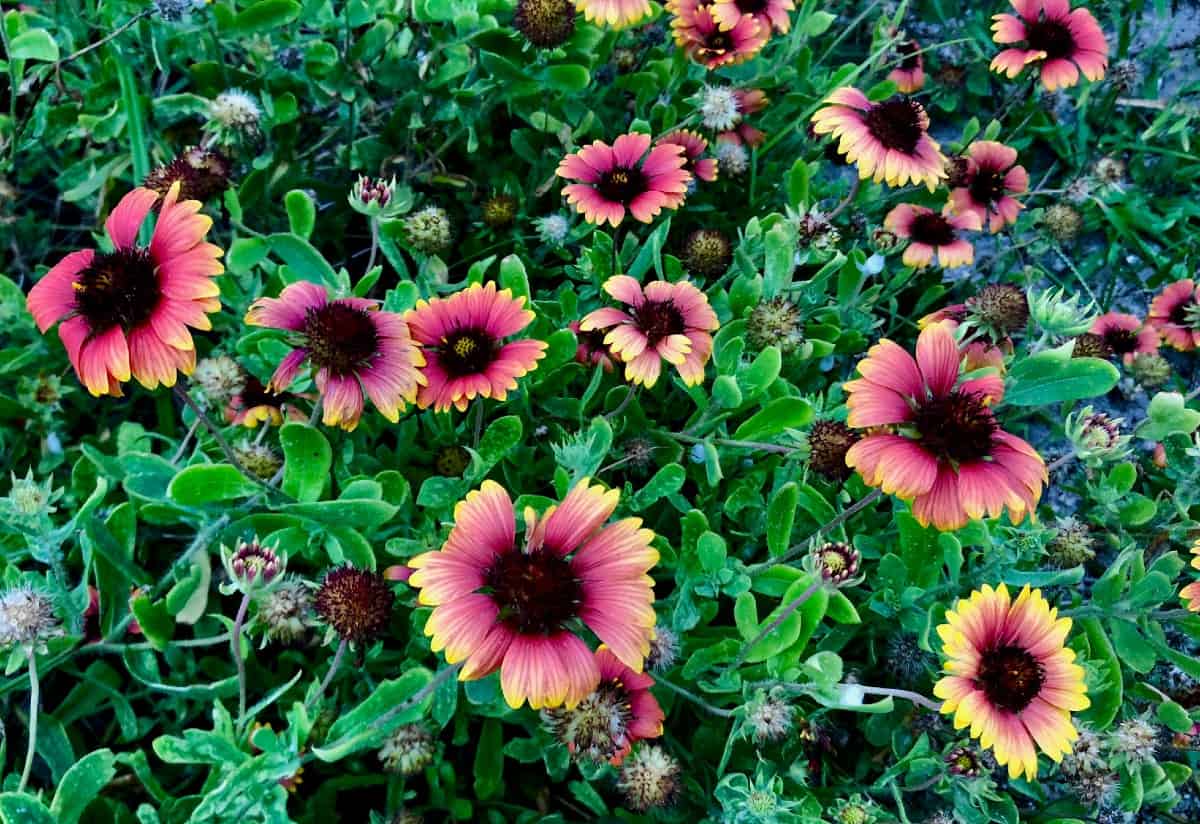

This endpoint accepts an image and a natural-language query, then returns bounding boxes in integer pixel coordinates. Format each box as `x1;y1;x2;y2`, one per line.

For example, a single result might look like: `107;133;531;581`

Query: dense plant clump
3;0;1200;822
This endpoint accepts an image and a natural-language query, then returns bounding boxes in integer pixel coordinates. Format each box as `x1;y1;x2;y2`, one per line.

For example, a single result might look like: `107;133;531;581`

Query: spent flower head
314;565;394;643
535;213;571;246
191;354;246;408
618;745;681;811
257;578;315;645
405;205;454;255
0;586;63;651
378;724;437;775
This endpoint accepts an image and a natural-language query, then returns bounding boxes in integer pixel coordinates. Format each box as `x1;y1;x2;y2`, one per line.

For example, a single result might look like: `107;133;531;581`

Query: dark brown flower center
578;328;610;355
238;377;286;409
898;40;921;70
705;32;733;51
913;390;997;464
484;548;583;634
968;167;1008;207
439;329;498;377
303;303;379;376
73;248;161;333
1102;327;1139;354
1025;18;1075;60
977;644;1044;712
598;166;647;206
865;97;926;154
737;0;768;13
909;212;958;247
633;299;686;347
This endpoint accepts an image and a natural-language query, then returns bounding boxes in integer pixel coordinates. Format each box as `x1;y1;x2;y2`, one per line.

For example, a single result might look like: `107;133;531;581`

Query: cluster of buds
806;541;863;588
1028;286;1098;337
221;539;285;595
2;470;62;525
349;176;409;220
1065;406;1131;467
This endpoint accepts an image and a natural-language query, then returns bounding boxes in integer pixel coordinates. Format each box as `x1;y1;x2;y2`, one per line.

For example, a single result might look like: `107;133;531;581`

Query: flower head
1089;312;1159;364
535;213;571;246
617;745;682;811
576;0;653;28
245;282;425;430
580;276;719;388
944;744;985;777
746;296;805;354
405;282;547;412
1028;286;1097;336
569;320;617;372
408;479;658;709
809;541;862;586
806;419;860;482
991;0;1108;91
845;321;1046;530
1148;279;1200;351
26;184;224;396
656;130;718;183
933;583;1089;780
669;0;769;70
514;0;577;46
709;0;794;35
698;84;742;130
481;194;519;229
542;646;665;764
0;587;63;651
1065;406;1131;466
223;539;285;592
378;724;437;775
646;624;680;671
557;133;691;227
888;40;926;93
745;691;794;743
884;204;980;269
314;565;395;643
209;89;262;135
682;228;732;278
143;147;232;204
1071;331;1110;359
192;354;246;408
966;283;1030;336
715;141;750;176
233;441;283;480
1179;539;1200;612
811;89;946;190
947;141;1028;233
1041;202;1083;241
257;579;315;645
226;377;305;428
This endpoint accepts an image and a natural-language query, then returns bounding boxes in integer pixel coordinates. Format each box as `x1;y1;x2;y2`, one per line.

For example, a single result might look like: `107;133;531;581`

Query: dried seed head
513;0;576;48
1071;332;1111;359
617;745;682;811
314;566;394;642
646;625;680;672
806;419;860;482
682;229;732;278
234;441;284;480
1042;203;1083;242
405;206;454;255
0;587;63;650
1047;517;1095;568
144;147;233;203
967;283;1029;335
258;579;315;645
378;724;437;775
746;297;805;354
1129;352;1171;388
192;355;246;408
482;194;519;229
745;692;794;744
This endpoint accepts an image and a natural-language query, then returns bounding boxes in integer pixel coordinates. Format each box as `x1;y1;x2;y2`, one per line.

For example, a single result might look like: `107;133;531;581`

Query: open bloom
569;321;617;372
408;480;659;709
580;276;719;388
710;0;793;34
404;282;547;412
1089;312;1159;364
245;282;425;430
934;584;1089;780
669;0;769;70
1148;279;1200;352
990;0;1108;91
947;141;1029;233
26;183;223;396
655;131;718;183
575;0;653;28
888;40;925;93
810;89;946;190
885;204;981;269
225;377;306;427
542;645;665;765
1180;540;1200;611
557;133;691;228
845;321;1046;530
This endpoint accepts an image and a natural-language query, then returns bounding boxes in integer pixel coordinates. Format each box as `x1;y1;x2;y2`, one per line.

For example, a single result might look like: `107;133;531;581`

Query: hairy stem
747;488;884;574
727;578;824;672
232;593;251;731
18;650;39;792
307;638;348;710
656;679;736;718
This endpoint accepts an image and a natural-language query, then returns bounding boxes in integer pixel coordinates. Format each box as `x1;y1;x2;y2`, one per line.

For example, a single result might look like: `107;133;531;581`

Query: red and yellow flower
404;282;547;412
26;183;223;396
990;0;1108;91
1179;539;1200;611
580;276;719;388
947;141;1029;233
225;377;306;428
884;204;981;269
1089;312;1159;365
934;584;1090;780
557;133;692;228
575;0;654;28
1148;279;1200;352
888;39;926;93
669;0;769;70
710;0;793;35
655;130;719;183
569;320;617;372
408;480;659;709
845;321;1046;531
245;282;425;430
810;88;946;191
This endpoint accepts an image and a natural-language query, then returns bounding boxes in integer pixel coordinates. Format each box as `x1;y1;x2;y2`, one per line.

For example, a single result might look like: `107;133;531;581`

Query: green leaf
733;397;813;441
284;189;316;239
762;224;795;295
544;64;590;91
50;749;117;824
224;0;302;34
767;483;798;557
314;668;435;761
1004;345;1119;406
1155;699;1193;734
130;594;175;652
697;532;727;573
0;794;55;824
9;29;59;62
1077;618;1122;730
268;233;339;288
1136;392;1200;440
629;463;685;511
168;464;258;505
712;375;743;408
279;423;331;503
280;499;398;530
474;719;505;800
498;254;530;301
1107;620;1156;673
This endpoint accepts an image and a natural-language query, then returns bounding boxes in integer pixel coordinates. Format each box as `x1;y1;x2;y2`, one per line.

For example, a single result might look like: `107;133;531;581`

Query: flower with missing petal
557;133;691;227
1089;312;1159;365
1148;279;1200;352
884;204;981;269
655;130;718;183
245;282;425;431
934;584;1089;780
990;0;1108;91
946;141;1029;233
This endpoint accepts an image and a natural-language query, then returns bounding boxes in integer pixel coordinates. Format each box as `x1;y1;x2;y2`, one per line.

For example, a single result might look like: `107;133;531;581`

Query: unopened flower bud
404;205;453;255
1028;286;1097;337
379;724;437;775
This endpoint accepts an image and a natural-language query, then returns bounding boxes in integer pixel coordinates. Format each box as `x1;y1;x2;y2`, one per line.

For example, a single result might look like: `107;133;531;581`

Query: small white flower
0;587;63;651
715;142;749;176
210;89;262;133
699;85;741;131
535;213;570;246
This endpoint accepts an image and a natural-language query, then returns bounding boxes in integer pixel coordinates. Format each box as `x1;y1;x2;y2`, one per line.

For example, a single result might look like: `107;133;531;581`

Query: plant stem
854;685;942;712
307;639;348;710
669;432;798;455
365;663;463;734
232;593;251;731
18;650;39;792
85;633;231;653
604;385;639;420
727;578;824;672
365;217;380;276
656;679;736;718
1046;453;1075;473
171;419;201;464
747;488;884;574
471;400;485;448
173;384;272;492
826;177;860;220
